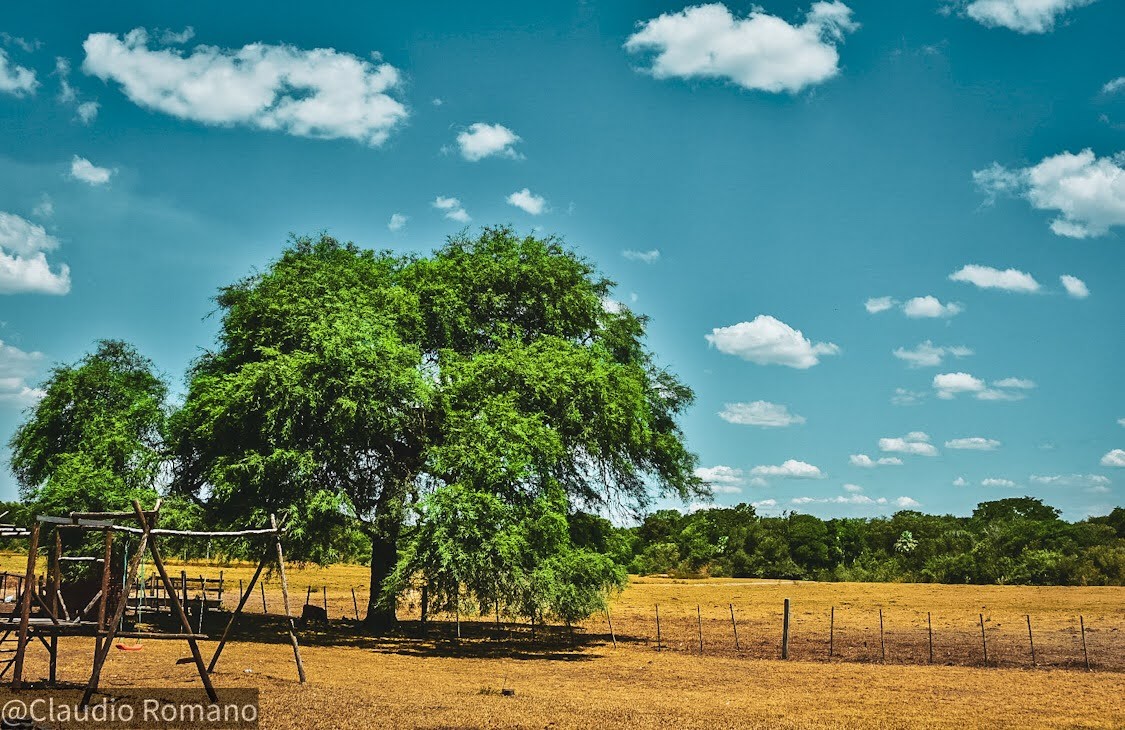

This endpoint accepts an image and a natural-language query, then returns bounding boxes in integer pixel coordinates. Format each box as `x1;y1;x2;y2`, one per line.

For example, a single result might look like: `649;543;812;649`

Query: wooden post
829;606;835;658
1079;615;1089;671
927;612;934;664
305;585;312;607
455;600;461;640
655;604;662;650
271;514;306;683
606;608;617;649
879;608;886;663
1026;614;1035;666
730;604;740;650
208;554;268;673
696;604;704;654
322;586;328;616
495;601;502;641
352;588;360;622
197;594;205;634
781;598;790;660
95;530;112;659
181;569;188;622
260;582;267;614
49;528;61;685
979;613;988;666
12;522;40;689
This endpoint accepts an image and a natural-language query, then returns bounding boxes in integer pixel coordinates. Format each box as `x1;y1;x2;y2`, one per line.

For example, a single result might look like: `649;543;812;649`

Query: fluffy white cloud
903;295;962;318
953;476;968;486
1105;77;1125;94
891;388;926;406
843;483;863;492
76;101;100;124
949;264;1041;293
750;459;824;479
849;454;903;468
1060;274;1089;299
982;477;1017;487
957;0;1097;34
865;296;895;313
895;496;922;508
933;372;1032;401
974;150;1125;239
1119;418;1125;427
0;340;45;407
879;432;938;457
506;188;547;215
0;212;71;295
1030;474;1111;489
0;49;37;96
625;2;858;93
82;28;408;146
31;195;53;219
159;27;195;45
791;494;877;506
69;155;113;185
706;315;838;369
1101;449;1125;467
622;249;661;263
695;465;744;493
751;498;778;509
718;401;805;427
456;123;521;161
893;341;973;368
945;437;1001;451
387;213;407;231
432;196;470;223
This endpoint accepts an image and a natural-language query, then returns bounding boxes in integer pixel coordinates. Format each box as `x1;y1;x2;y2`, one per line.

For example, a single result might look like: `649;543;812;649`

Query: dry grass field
1;554;1122;728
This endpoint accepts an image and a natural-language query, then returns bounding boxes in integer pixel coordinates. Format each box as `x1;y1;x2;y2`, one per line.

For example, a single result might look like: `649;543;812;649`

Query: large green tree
171;227;703;631
9;340;169;515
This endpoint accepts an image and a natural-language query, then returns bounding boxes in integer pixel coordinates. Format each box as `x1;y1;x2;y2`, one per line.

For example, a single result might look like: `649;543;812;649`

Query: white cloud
695;465;744;493
1030;474;1111;488
432;196;470;223
622;249;661;263
956;0;1097;34
843;483;863;492
895;496;921;508
945;437;1001;451
1119;418;1125;427
387;213;407;231
1101;449;1125;467
879;432;938;457
0;212;71;295
750;459;824;479
506;188;547;215
0;49;37;96
751;499;777;510
706;315;838;369
69;156;113;185
624;2;859;94
0;340;45;407
865;296;895;313
76;101;99;124
849;454;903;468
159;27;195;45
891;388;926;406
893;341;973;368
982;477;1017;487
933;372;1032;401
953;476;968;486
933;372;985;399
949;264;1041;293
82;28;408;146
718;401;806;427
1105;77;1125;94
1060;274;1089;299
455;122;521;161
56;57;76;104
903;296;962;318
31;195;54;219
974;150;1125;239
792;494;876;506
993;377;1035;389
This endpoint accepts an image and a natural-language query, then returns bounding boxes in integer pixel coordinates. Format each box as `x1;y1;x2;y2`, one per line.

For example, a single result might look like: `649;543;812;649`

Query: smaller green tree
9;340;169;515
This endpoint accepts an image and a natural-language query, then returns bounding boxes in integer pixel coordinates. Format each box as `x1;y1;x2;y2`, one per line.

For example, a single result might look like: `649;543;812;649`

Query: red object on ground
115;643;144;651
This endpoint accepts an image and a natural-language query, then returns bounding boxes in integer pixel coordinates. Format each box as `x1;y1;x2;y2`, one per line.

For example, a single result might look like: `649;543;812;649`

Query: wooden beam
207;554;268;673
11;521;40;689
271;513;306;683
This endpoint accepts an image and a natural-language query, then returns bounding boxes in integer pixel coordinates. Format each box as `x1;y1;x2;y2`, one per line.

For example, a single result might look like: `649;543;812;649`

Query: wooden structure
7;499;305;706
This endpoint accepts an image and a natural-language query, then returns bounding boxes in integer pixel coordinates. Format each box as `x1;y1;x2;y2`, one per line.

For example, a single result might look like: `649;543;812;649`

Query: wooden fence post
1026;614;1035;666
730;604;740;650
927;612;933;664
655;604;662;650
260;582;267;614
696;604;704;654
606;608;617;649
1080;615;1090;671
322;586;328;615
781;598;790;660
879;608;886;663
829;606;835;658
270;513;306;683
979;613;988;666
352;588;360;621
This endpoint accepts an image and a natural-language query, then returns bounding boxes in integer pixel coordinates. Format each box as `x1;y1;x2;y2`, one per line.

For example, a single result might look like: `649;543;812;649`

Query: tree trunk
364;492;404;634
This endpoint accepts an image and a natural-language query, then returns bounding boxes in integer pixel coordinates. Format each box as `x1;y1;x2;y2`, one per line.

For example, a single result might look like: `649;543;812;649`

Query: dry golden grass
1;555;1122;728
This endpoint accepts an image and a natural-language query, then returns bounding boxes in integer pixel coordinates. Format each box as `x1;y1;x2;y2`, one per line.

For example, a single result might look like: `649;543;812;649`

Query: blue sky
0;0;1122;520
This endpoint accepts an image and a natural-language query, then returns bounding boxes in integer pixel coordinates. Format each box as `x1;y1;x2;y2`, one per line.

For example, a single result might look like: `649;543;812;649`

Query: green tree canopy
9;340;168;515
171;227;703;630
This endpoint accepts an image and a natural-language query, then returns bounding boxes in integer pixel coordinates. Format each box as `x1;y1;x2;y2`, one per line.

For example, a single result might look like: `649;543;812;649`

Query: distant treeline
577;497;1125;587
